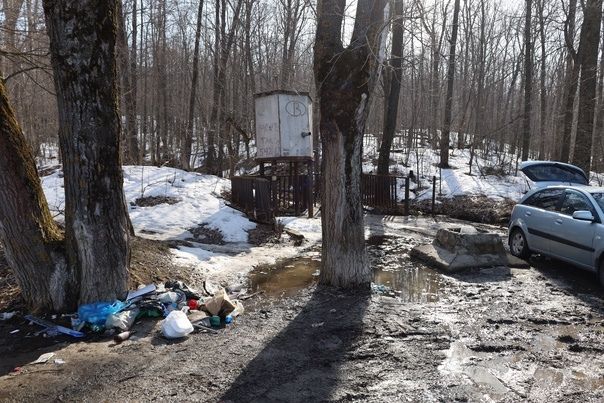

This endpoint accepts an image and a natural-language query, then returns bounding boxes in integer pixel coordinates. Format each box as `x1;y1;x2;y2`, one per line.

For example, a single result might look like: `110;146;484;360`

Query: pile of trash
2;280;245;342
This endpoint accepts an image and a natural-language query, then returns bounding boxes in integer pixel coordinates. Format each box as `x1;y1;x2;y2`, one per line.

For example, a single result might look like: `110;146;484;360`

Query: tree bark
0;75;74;312
314;0;386;288
440;0;461;168
572;0;603;175
43;0;130;304
521;0;533;161
116;0;140;165
537;0;547;160
181;0;205;170
377;0;404;175
559;0;578;162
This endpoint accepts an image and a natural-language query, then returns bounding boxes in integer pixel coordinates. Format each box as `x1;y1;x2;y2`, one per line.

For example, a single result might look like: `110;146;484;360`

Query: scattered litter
165;280;201;300
311;322;324;328
204;288;235;317
25;315;85;338
31;352;55;365
192;316;212;329
210;315;221;327
114;330;135;343
187;299;201;310
231;301;245;317
54;359;65;365
0;311;16;321
17;279;244;343
158;291;183;305
106;308;139;331
188;310;208;322
161;310;194;339
78;301;126;331
10;329;19;334
126;284;157;301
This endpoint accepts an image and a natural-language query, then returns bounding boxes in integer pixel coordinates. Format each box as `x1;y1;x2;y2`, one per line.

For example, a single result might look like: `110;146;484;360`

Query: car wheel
509;228;530;259
599;260;604;288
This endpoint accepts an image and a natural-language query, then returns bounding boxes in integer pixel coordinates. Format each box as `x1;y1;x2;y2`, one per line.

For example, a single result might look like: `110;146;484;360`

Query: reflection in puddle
373;266;443;302
249;257;321;298
249;235;445;302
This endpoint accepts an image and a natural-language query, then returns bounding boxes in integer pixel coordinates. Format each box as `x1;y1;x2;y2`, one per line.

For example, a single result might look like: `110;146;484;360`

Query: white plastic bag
161;310;193;339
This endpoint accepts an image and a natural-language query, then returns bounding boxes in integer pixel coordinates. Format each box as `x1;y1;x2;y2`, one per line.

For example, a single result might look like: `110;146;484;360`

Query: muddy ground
0;223;603;402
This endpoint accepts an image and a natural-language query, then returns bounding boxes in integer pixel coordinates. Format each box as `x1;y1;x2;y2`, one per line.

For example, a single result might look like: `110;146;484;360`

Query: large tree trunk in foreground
314;0;386;288
0;76;74;312
44;0;130;304
377;0;404;176
572;0;603;176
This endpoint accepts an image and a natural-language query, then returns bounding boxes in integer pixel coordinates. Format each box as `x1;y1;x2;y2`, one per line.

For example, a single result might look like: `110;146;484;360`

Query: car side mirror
572;210;595;222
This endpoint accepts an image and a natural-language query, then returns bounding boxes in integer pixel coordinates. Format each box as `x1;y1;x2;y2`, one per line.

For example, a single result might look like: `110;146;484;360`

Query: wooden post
432;175;436;215
439;167;442;195
307;160;314;218
404;176;410;216
294;161;300;215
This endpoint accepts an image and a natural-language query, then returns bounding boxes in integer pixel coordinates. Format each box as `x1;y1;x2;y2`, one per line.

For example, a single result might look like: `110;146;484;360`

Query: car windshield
522;164;588;185
591;193;604;212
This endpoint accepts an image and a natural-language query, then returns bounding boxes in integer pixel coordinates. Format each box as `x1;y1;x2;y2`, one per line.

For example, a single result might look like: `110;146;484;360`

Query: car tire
509;228;530;259
599;260;604;288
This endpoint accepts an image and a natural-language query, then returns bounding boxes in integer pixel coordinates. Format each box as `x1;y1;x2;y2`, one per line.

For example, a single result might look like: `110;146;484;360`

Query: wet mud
1;227;603;402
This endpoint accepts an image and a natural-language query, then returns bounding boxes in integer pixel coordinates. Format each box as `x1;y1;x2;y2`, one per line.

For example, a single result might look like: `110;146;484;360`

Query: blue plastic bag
78;301;126;328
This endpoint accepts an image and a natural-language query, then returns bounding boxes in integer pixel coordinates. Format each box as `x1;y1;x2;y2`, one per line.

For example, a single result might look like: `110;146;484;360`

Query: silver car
508;161;604;286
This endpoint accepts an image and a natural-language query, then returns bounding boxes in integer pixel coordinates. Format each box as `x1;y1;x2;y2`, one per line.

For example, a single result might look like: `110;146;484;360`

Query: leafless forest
1;0;604;175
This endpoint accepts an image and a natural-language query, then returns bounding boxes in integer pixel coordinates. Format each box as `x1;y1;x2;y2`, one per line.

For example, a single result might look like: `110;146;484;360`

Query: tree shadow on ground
220;286;370;403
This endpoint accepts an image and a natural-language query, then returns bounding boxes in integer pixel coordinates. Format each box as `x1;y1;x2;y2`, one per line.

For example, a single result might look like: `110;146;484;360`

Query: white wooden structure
254;91;313;161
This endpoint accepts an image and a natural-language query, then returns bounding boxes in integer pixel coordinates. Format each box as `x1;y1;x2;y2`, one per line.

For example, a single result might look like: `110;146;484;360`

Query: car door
521;188;564;253
549;189;597;268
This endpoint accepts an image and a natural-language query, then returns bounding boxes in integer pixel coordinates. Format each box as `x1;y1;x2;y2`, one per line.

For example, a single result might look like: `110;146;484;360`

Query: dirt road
0;224;603;402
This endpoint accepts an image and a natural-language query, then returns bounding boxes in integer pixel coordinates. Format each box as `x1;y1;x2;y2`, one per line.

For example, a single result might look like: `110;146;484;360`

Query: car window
592;193;604;212
521;164;588;185
523;188;564;211
560;190;594;216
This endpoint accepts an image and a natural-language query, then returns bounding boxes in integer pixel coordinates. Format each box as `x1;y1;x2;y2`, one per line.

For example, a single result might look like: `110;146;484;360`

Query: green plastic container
210;315;221;327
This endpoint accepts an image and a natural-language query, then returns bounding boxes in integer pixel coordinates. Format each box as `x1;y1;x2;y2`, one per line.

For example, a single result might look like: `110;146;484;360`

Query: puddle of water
248;257;321;298
249;235;446;302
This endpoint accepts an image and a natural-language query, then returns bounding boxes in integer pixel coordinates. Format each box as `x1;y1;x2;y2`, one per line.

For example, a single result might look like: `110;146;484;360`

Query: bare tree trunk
521;0;533;161
572;0;603;175
377;0;404;175
44;0;130;304
207;0;243;175
440;0;461;168
314;0;386;288
537;0;547;160
117;0;139;164
559;0;578;162
181;0;204;170
0;76;73;312
593;18;604;172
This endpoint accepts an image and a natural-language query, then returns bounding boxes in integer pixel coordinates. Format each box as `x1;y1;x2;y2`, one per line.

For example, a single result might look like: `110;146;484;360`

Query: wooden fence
232;173;412;222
